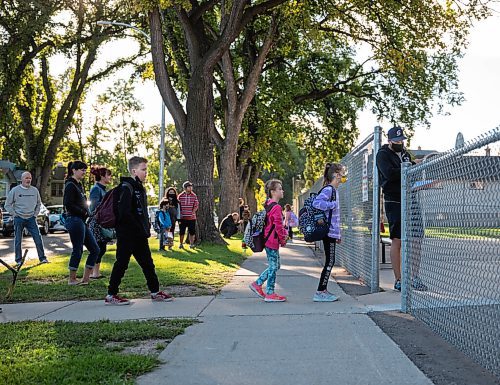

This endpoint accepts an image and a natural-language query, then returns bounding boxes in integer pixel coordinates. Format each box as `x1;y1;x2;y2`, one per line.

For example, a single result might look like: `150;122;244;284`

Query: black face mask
391;143;403;152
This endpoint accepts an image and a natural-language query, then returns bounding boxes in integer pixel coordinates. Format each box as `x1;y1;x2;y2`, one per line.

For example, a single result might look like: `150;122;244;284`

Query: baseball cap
182;181;193;189
387;126;407;142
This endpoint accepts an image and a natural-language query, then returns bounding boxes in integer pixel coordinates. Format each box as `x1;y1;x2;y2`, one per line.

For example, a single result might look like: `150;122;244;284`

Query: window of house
51;182;64;197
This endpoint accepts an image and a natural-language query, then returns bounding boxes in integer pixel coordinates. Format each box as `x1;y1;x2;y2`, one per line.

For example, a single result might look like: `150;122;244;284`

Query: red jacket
263;199;287;250
178;191;199;220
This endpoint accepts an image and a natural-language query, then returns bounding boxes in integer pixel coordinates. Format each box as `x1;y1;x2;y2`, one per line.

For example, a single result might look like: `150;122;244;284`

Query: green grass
0;318;194;385
0;237;245;303
424;227;500;240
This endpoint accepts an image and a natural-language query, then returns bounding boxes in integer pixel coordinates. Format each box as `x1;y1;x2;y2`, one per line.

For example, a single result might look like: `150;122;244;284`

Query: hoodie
376;144;414;202
263;199;287;250
116;176;151;238
63;178;90;219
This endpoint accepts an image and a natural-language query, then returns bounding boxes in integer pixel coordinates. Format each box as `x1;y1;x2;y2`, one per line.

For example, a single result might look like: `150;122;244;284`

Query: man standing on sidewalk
376;127;419;291
5;172;49;267
178;181;199;249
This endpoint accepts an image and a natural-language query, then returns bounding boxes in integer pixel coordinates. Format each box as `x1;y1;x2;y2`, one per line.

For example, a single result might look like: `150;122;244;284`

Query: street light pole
97;20;167;203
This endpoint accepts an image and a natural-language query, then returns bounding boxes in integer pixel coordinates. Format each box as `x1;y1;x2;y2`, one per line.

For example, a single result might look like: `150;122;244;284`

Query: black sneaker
39;259;50;264
394;280;401;291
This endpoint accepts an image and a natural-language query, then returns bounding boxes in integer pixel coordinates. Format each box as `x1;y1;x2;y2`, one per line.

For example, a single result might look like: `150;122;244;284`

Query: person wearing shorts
376;126;422;291
178;181;199;249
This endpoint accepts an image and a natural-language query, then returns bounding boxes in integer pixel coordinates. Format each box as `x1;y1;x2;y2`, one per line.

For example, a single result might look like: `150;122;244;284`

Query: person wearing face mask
376;126;421;291
164;187;180;243
311;162;346;302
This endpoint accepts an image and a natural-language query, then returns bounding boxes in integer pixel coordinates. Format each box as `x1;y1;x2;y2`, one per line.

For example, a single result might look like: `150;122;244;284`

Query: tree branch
238;15;277;121
149;7;187;136
189;0;221;23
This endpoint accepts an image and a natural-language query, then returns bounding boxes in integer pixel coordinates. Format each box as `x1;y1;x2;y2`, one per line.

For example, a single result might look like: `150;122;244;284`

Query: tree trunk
218;141;241;220
184;74;224;244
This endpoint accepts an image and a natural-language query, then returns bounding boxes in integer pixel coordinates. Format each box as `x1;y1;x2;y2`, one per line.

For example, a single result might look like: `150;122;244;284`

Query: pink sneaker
264;293;287;302
105;295;130;306
249;282;265;298
151;291;173;302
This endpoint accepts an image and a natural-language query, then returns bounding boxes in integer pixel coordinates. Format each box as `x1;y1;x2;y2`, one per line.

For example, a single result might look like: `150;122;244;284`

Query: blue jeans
65;216;99;271
256;247;280;294
14;216;46;264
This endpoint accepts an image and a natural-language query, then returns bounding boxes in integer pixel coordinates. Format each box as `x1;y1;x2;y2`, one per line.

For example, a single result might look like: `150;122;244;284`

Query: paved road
0;232;71;264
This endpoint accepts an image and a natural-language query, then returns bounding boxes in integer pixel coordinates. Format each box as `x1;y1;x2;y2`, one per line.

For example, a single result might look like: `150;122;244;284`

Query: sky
82;9;500;154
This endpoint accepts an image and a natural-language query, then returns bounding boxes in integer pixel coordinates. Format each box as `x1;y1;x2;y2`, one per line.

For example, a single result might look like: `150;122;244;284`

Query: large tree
142;0;491;242
2;0;146;199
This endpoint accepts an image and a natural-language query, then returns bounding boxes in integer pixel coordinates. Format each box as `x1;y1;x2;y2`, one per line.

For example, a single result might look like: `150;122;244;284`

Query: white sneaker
313;291;338;302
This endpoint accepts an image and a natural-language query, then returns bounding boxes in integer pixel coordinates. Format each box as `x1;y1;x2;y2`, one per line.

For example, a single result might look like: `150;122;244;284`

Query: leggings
318;236;337;291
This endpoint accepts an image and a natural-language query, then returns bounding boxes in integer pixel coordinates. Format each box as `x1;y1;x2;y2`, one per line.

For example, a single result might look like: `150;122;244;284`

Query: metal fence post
400;161;411;313
370;126;382;293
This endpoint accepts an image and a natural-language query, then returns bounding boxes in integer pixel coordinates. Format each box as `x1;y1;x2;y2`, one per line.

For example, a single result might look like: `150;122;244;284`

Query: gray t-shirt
5;185;41;219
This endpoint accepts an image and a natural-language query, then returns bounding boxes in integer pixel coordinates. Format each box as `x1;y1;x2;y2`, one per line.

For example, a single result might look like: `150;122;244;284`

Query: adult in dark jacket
105;156;173;305
376;127;422;291
219;213;241;238
63;161;99;285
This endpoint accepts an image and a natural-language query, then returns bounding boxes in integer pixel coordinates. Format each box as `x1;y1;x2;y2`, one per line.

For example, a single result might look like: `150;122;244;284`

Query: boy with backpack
105;156;172;305
248;179;288;302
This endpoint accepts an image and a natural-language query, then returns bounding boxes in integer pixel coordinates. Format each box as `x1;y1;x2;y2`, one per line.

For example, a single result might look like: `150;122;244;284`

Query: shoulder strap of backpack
262;202;278;243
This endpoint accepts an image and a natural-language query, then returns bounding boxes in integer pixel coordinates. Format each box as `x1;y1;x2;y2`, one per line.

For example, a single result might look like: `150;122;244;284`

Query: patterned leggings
256;247;280;295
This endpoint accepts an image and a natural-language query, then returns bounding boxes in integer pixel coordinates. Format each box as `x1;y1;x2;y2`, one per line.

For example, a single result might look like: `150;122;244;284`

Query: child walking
311;162;345;302
249;179;288;302
105;156;173;305
158;199;173;251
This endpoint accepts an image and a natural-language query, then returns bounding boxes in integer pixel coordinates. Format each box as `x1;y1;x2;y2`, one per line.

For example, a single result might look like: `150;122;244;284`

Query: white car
46;205;67;233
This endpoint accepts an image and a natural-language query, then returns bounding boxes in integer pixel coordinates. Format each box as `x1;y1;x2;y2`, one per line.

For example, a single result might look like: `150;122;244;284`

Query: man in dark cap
376;126;422;291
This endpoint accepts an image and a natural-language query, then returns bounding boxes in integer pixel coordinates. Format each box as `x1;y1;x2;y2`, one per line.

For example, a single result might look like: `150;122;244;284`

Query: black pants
287;226;293;239
318;236;337;291
108;236;160;295
96;241;107;264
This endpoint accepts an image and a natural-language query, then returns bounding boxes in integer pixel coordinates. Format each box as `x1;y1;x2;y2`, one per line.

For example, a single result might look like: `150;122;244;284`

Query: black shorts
384;201;401;240
385;199;424;240
179;219;196;236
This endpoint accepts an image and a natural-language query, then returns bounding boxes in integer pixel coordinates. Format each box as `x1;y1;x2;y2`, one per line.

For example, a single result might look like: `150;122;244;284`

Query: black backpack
298;186;335;242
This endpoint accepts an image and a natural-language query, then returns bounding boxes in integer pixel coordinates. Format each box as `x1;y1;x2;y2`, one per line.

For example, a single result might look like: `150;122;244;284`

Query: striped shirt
178;191;199;220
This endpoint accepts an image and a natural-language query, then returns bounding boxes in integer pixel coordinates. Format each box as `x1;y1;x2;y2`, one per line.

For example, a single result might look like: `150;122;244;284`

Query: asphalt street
0;231;71;264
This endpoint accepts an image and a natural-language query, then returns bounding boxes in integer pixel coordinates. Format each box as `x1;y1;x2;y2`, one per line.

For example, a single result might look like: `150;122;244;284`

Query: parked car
46;205;67;233
0;197;50;236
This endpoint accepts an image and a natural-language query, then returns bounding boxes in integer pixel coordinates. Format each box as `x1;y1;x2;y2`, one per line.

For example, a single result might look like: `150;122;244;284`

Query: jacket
312;185;341;239
263;199;287;250
89;183;106;213
116;176;150;238
63;178;90;220
376;144;414;202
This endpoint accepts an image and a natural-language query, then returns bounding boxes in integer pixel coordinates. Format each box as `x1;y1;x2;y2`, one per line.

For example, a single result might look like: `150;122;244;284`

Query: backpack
93;182;133;228
243;202;278;252
288;212;299;228
298;186;335;242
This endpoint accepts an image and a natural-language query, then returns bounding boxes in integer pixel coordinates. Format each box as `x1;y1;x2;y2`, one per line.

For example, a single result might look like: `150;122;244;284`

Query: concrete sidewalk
0;240;432;385
138;241;431;385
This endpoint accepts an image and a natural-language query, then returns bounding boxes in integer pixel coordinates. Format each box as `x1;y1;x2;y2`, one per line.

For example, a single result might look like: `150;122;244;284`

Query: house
0;160;23;197
49;163;66;205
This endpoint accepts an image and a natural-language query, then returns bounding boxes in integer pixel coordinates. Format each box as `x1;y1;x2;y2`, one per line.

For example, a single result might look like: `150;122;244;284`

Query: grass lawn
0;237;245;303
0;318;194;385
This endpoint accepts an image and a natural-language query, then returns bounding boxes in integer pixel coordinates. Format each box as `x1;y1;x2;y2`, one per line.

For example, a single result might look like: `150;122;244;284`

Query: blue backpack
298;186;335;242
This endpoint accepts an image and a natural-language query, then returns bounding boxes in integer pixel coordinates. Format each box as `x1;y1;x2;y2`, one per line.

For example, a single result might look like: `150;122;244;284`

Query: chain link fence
336;132;381;292
401;128;500;378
